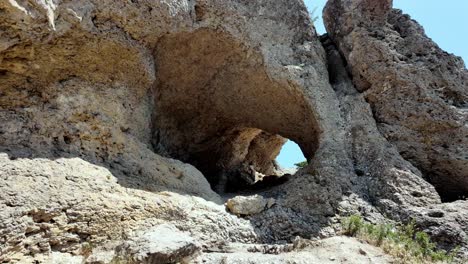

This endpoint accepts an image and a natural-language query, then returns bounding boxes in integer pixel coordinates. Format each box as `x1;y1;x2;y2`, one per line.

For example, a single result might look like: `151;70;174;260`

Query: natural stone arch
152;29;320;192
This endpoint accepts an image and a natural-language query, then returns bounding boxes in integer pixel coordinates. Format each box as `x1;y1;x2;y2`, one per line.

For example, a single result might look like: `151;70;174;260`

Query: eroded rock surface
226;195;275;216
0;0;467;262
194;236;394;264
115;224;201;263
323;0;468;254
324;0;468;202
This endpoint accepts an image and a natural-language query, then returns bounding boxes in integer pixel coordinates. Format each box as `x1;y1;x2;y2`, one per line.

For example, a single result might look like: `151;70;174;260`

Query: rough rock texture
323;0;468;202
115;224;201;263
0;0;336;260
226;195;275;216
0;154;257;262
194;236;394;264
323;0;468;254
0;0;467;262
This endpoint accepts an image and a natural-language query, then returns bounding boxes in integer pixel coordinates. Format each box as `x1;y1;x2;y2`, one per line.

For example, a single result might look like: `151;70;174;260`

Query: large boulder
115;224;201;263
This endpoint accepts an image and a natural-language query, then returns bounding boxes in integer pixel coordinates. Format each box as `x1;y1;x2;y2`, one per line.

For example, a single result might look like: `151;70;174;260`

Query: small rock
226;195;274;216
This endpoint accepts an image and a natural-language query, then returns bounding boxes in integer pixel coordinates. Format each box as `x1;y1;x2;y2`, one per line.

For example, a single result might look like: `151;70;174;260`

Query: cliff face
0;0;467;262
324;0;468;203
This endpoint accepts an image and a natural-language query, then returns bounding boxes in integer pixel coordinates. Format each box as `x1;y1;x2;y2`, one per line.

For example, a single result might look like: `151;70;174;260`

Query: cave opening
424;171;468;203
151;29;320;195
180;128;306;194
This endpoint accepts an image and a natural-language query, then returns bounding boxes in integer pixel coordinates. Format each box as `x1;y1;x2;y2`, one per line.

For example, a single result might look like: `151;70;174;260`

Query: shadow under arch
152;29;321;194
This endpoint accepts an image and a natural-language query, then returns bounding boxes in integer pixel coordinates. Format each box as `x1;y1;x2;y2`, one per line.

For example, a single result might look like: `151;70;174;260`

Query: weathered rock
1;0;348;251
1;0;467;261
0;155;257;262
194;236;394;264
324;0;468;202
115;224;201;263
226;195;275;216
323;0;468;253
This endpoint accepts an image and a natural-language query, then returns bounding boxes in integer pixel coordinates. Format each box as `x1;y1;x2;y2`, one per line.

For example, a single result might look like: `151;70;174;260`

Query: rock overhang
1;0;468;261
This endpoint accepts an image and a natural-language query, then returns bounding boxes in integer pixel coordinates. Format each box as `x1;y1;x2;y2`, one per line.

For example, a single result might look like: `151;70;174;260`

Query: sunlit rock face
324;0;468;253
324;0;468;202
1;0;467;262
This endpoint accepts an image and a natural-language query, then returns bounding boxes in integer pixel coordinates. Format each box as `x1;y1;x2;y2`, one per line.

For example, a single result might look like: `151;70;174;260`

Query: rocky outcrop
0;0;333;261
0;154;257;262
323;0;468;202
0;0;467;262
323;0;468;253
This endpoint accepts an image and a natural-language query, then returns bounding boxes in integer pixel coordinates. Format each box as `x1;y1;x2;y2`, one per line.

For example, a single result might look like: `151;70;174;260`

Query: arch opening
152;29;319;194
276;140;307;169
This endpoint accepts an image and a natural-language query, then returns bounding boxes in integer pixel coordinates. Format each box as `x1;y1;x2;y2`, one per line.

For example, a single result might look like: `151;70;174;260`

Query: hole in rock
276;140;307;170
182;129;304;194
151;29;320;194
426;171;468;203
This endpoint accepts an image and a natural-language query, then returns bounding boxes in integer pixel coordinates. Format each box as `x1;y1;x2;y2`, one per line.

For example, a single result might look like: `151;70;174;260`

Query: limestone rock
226;195;275;216
323;0;468;253
1;0;467;261
0;154;257;262
194;236;394;264
115;224;201;263
324;0;468;202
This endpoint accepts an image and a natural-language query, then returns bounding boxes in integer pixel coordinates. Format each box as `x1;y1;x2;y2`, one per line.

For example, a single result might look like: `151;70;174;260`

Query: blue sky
277;0;468;168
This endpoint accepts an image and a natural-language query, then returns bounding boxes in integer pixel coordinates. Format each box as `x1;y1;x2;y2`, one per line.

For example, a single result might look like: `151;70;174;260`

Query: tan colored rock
1;0;467;261
323;0;468;253
226;195;275;216
0;155;257;262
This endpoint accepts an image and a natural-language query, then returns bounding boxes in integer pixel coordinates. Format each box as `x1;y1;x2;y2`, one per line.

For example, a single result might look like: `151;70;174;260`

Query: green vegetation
341;215;460;263
294;160;308;168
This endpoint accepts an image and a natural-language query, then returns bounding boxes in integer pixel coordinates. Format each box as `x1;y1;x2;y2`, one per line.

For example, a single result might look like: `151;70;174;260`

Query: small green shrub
343;214;363;236
340;215;461;263
376;224;392;246
415;231;435;256
294;161;308;168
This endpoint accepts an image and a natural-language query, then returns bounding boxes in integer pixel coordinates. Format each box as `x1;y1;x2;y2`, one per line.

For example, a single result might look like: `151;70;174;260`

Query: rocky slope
0;0;467;263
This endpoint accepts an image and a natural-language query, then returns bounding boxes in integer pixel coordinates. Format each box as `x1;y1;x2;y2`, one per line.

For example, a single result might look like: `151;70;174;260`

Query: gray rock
324;0;468;202
323;0;468;253
193;236;394;264
0;0;467;261
115;224;201;264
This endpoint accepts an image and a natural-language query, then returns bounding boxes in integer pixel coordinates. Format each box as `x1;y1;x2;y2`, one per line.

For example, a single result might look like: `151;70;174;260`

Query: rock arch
152;29;320;192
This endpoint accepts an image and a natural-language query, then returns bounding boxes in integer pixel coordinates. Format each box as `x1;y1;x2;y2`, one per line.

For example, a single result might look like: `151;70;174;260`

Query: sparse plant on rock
340;215;462;263
295;161;308;168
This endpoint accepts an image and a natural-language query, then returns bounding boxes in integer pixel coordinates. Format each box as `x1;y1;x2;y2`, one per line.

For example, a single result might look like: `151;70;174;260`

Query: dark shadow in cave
182;127;301;194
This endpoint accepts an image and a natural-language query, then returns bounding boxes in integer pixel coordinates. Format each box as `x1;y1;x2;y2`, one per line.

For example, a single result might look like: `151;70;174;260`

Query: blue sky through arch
276;0;468;168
